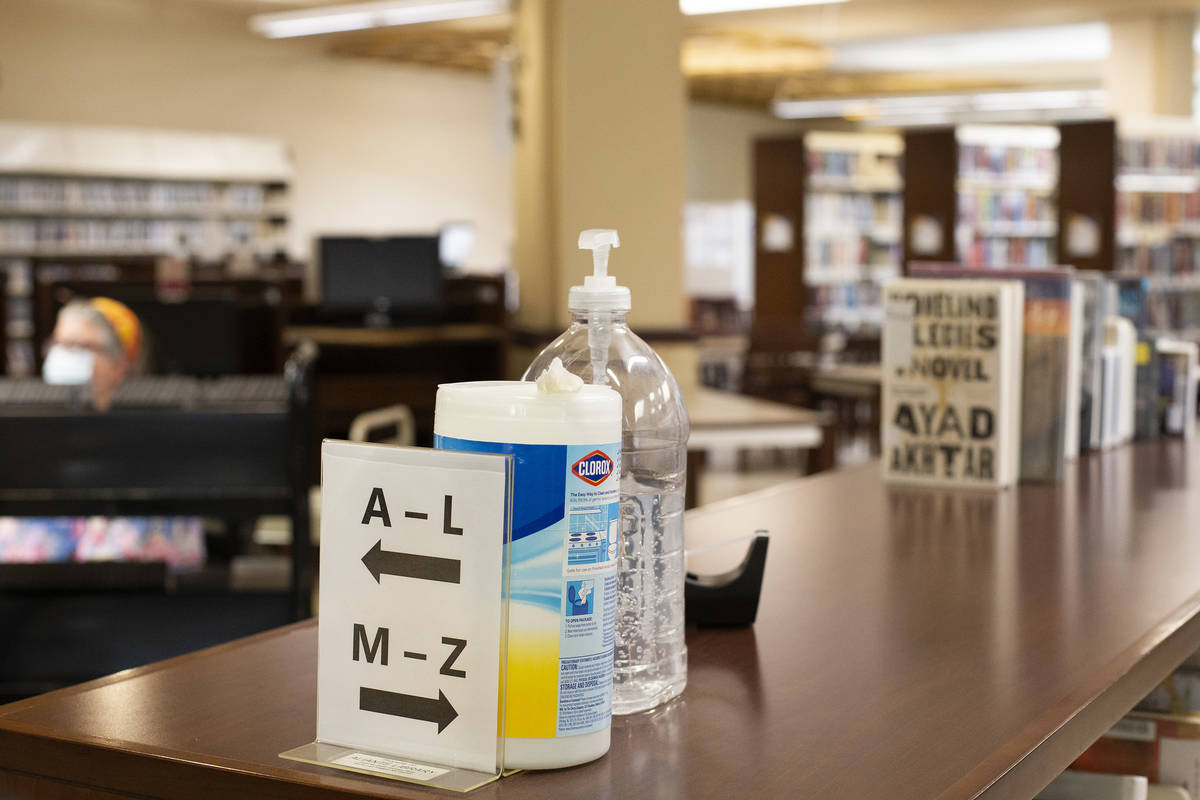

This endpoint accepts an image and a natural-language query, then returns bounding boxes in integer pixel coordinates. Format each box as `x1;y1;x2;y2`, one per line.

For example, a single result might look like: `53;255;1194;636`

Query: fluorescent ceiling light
250;0;508;39
833;23;1109;72
681;0;847;15
773;88;1107;124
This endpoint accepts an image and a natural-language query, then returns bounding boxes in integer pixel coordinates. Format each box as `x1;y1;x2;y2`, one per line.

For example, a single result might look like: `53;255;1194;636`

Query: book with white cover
1111;317;1138;445
1100;344;1122;450
881;278;1024;488
1076;273;1109;452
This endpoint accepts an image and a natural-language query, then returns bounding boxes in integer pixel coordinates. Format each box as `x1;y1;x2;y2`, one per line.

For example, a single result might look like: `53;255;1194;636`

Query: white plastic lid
434;380;621;446
568;228;631;313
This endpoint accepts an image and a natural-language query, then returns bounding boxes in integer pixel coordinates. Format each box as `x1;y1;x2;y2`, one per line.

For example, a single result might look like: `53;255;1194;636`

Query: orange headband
90;297;142;362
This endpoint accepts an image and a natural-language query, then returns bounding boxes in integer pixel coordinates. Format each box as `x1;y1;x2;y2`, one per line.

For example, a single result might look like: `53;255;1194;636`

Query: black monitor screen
319;236;443;316
132;300;242;376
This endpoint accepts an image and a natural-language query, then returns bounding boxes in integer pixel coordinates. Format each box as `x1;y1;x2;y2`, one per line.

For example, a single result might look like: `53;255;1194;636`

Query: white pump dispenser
570;229;630;312
525;228;691;716
571;229;630;386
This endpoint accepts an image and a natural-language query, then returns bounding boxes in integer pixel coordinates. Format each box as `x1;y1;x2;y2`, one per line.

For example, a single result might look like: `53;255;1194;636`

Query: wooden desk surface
3;439;1200;799
283;323;506;348
686;386;826;429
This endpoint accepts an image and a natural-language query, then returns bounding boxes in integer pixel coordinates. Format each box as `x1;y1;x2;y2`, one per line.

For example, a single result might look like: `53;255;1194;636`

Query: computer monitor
318;236;444;323
131;300;243;376
46;283;251;376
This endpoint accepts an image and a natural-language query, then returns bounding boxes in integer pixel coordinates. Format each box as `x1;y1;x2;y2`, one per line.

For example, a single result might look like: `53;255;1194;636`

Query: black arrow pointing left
361;540;460;584
360;687;459;733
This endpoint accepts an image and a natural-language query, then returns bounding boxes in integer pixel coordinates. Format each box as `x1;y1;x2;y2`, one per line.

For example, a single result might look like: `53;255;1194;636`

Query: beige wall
0;0;796;314
0;0;513;272
686;103;803;202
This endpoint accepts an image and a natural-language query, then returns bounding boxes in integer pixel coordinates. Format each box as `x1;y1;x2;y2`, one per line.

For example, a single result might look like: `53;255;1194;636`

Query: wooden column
902;128;958;270
1057;119;1117;272
751;136;808;350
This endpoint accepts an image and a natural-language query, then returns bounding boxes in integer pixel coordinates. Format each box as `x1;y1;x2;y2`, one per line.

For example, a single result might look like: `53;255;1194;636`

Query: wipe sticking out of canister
434;360;621;770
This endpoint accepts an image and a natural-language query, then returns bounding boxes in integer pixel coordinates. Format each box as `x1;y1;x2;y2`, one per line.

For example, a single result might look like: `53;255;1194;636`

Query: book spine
1018;287;1071;482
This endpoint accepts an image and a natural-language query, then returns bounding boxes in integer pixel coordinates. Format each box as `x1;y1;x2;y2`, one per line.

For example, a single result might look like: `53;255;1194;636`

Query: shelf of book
0;121;292;377
803;131;903;340
1115;118;1200;280
955;124;1060;269
0;206;287;221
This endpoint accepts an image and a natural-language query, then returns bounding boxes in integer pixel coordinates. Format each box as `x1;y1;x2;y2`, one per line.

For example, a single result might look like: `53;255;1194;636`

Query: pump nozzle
578;229;620;282
571;228;628;387
569;229;630;314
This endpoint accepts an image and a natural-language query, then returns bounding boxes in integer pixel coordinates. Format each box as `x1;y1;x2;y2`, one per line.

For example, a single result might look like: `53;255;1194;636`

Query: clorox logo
572;451;614;486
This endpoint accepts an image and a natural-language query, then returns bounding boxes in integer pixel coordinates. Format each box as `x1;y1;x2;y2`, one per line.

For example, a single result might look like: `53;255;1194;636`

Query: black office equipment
0;344;316;701
36;276;301;376
685;532;769;627
318;235;444;325
131;299;243;375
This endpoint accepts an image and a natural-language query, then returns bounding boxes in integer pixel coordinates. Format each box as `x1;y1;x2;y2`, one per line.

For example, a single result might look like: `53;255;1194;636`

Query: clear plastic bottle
523;229;690;714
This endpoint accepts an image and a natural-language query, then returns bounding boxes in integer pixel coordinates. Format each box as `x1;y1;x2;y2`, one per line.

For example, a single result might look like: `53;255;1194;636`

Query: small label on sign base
331;752;451;781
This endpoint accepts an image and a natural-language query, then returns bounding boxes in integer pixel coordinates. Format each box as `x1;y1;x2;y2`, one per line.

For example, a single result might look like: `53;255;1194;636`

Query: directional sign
316;441;511;774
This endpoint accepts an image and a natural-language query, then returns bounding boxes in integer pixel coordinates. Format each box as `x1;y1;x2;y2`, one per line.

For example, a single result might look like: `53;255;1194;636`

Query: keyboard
0;376;288;410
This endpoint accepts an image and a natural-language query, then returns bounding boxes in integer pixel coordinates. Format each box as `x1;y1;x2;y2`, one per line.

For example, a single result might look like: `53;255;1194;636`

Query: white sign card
316;441;511;774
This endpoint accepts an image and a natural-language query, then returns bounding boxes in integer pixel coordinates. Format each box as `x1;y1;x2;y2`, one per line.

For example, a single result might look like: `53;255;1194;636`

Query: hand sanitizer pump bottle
523;229;690;714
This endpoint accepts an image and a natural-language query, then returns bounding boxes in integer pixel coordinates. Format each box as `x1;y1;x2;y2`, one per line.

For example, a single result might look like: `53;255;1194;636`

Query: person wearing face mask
43;297;142;411
2;296;205;571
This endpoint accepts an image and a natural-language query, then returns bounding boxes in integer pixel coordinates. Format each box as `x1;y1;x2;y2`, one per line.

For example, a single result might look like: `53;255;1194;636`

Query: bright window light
250;0;509;39
681;0;847;15
833;23;1110;72
773;88;1107;124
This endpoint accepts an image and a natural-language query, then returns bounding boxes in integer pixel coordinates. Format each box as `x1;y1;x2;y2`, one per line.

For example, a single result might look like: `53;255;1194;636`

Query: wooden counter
2;438;1200;799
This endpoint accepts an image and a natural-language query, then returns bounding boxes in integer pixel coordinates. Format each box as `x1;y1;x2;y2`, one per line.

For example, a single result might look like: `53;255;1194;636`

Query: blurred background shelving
955;124;1059;268
803;131;902;339
0;122;292;377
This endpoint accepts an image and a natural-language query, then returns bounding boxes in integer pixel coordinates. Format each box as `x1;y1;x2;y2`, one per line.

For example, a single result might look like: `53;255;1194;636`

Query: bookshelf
802;131;902;338
955;124;1059;268
1114;117;1200;276
1056;117;1200;340
0;121;293;375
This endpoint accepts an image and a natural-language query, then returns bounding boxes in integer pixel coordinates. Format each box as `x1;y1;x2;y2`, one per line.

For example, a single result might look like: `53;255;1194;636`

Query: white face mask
42;345;95;385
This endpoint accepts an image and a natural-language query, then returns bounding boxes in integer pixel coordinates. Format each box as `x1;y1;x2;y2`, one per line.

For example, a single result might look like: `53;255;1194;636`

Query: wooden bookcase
752;132;901;351
902;117;1200;339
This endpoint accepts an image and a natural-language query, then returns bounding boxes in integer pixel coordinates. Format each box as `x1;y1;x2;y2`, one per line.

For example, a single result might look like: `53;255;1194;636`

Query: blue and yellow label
434;435;619;739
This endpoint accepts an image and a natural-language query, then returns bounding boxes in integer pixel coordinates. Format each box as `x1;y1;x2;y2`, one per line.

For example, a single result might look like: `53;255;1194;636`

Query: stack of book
882;266;1199;488
881;277;1025;488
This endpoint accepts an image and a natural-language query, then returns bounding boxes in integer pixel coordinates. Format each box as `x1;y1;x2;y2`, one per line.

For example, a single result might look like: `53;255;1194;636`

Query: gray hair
59;299;125;361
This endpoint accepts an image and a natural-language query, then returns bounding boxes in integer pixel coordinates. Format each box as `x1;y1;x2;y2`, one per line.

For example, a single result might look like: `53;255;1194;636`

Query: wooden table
686;386;827;451
683;387;830;507
3;438;1200;799
806;361;882;397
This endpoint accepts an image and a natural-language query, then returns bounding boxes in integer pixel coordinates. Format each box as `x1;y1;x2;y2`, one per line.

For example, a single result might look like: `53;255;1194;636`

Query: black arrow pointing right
359;686;459;733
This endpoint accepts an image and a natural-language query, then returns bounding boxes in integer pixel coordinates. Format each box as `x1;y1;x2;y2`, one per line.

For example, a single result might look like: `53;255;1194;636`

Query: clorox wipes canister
434;360;621;769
